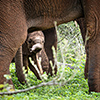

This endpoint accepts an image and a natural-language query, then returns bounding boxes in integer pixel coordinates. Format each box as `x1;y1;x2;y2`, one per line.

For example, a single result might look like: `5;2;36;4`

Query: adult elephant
0;0;99;93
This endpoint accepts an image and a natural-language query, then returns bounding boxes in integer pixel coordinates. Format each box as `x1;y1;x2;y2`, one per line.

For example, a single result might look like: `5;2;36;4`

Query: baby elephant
15;31;49;84
23;31;49;75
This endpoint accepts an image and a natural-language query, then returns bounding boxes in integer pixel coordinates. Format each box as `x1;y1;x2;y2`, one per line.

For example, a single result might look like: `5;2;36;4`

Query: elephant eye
42;40;45;43
28;39;32;43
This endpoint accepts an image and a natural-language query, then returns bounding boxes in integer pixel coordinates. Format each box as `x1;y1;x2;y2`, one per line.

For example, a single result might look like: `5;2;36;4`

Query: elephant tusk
36;54;43;75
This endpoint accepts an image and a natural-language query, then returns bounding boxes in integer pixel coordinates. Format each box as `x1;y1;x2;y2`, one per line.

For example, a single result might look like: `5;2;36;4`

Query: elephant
14;30;49;84
22;31;49;77
0;0;100;92
14;28;57;84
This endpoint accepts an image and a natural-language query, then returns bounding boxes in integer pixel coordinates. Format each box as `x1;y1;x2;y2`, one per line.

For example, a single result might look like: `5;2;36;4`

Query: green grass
0;64;100;100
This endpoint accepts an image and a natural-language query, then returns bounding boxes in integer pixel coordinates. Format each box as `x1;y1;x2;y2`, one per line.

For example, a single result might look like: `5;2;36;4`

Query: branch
0;81;59;95
0;72;76;95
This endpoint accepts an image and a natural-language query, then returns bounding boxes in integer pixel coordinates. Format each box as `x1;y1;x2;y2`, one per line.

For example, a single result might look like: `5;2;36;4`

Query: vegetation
0;21;100;100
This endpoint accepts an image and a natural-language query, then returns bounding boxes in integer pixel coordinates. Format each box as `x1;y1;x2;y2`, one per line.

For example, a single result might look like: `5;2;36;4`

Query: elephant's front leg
0;29;27;87
0;0;28;87
15;46;27;85
84;0;100;92
88;37;100;92
0;31;27;86
0;32;15;85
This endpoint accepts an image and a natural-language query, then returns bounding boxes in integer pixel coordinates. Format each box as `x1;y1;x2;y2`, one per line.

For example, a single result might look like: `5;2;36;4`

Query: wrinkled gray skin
1;0;100;93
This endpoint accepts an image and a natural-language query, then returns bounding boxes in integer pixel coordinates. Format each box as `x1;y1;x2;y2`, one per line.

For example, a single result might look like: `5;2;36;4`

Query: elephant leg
0;3;28;86
76;18;89;79
0;26;27;86
23;55;29;73
0;32;15;85
84;0;100;92
15;46;27;85
0;32;27;86
43;27;57;76
88;37;100;92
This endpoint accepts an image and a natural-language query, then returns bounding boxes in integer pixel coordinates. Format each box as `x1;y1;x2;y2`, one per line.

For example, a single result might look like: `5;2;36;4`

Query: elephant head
25;31;45;54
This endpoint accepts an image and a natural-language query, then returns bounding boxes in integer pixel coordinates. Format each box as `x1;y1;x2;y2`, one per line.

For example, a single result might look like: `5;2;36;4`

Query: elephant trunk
30;43;42;53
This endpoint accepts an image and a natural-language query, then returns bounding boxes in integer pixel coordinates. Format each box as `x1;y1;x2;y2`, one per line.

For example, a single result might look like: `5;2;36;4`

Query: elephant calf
15;31;49;84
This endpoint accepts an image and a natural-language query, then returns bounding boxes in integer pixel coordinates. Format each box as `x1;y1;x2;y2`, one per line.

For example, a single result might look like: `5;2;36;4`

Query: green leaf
0;84;4;88
4;74;11;80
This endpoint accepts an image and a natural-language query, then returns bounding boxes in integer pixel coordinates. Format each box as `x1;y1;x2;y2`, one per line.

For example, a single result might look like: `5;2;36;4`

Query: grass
1;65;100;100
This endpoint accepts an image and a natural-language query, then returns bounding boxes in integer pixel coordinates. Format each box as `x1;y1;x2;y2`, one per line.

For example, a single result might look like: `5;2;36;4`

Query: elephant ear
15;46;27;84
22;42;30;55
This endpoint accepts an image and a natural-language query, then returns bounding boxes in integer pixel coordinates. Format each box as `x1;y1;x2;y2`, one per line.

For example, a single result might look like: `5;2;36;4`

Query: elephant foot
16;72;27;85
88;68;100;92
88;80;100;93
0;71;14;90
